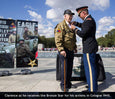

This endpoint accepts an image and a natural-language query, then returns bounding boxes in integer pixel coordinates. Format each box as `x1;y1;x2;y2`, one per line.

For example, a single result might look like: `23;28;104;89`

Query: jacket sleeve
75;20;92;38
54;24;64;52
74;22;82;28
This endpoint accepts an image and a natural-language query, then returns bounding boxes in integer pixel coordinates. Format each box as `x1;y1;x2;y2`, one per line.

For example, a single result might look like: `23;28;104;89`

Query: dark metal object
0;71;10;76
21;69;32;75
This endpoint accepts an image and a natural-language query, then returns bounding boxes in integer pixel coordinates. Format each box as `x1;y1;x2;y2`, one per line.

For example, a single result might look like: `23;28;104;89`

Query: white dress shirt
65;20;71;28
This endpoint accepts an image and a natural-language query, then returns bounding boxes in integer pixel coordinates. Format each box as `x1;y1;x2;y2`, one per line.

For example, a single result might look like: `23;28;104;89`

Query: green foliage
97;29;115;47
38;36;56;48
38;28;115;48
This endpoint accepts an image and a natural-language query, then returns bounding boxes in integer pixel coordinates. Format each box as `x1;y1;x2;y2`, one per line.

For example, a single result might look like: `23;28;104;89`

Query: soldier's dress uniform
23;31;33;39
55;19;77;90
74;7;98;92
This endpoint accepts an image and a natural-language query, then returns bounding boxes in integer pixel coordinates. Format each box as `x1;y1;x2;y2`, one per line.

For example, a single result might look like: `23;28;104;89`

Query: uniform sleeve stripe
86;53;93;92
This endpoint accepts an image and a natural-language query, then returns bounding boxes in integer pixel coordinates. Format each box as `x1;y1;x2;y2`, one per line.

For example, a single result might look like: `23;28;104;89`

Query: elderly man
54;9;77;92
71;6;98;92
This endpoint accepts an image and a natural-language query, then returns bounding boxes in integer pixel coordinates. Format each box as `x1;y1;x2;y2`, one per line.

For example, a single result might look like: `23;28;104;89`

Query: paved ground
0;58;115;92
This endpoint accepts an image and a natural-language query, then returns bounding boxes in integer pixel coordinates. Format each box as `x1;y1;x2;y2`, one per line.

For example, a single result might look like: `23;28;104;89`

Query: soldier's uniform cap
76;6;88;16
19;39;24;42
64;9;75;15
24;26;28;28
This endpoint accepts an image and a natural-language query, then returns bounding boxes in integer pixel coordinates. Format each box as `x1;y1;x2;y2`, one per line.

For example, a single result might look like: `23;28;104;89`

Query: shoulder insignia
86;18;92;20
54;24;61;34
57;29;61;33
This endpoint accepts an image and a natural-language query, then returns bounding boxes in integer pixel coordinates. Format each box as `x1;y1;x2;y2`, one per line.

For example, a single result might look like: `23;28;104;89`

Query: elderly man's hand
71;24;76;30
60;51;66;57
71;21;78;26
74;48;77;53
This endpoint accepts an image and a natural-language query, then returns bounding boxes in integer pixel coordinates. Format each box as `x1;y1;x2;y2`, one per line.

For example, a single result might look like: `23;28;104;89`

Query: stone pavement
0;58;115;92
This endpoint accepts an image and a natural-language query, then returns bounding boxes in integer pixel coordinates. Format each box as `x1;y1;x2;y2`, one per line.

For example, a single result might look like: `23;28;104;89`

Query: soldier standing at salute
71;6;98;92
54;9;77;92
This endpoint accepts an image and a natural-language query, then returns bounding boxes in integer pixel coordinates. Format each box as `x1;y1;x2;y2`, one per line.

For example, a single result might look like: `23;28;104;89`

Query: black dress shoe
71;85;77;88
85;85;89;88
68;85;77;89
82;90;89;92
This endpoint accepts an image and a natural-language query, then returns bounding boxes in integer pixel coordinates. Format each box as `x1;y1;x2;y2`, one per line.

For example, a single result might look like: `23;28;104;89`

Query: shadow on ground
32;68;56;74
98;72;115;92
68;72;115;92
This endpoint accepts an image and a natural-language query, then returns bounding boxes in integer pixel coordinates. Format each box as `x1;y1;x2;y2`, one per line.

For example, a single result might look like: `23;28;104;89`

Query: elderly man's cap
64;9;75;15
76;6;88;16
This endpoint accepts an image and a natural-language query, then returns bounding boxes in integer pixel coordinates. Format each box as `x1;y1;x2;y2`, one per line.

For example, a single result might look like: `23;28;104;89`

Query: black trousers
59;48;74;88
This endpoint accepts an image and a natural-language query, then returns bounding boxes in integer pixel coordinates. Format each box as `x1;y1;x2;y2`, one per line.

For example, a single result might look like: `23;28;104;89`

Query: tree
38;36;56;48
97;37;107;47
97;29;115;47
111;29;115;46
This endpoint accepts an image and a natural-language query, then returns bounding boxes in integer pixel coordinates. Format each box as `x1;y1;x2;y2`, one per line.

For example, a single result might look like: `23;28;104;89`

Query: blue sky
0;0;115;45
